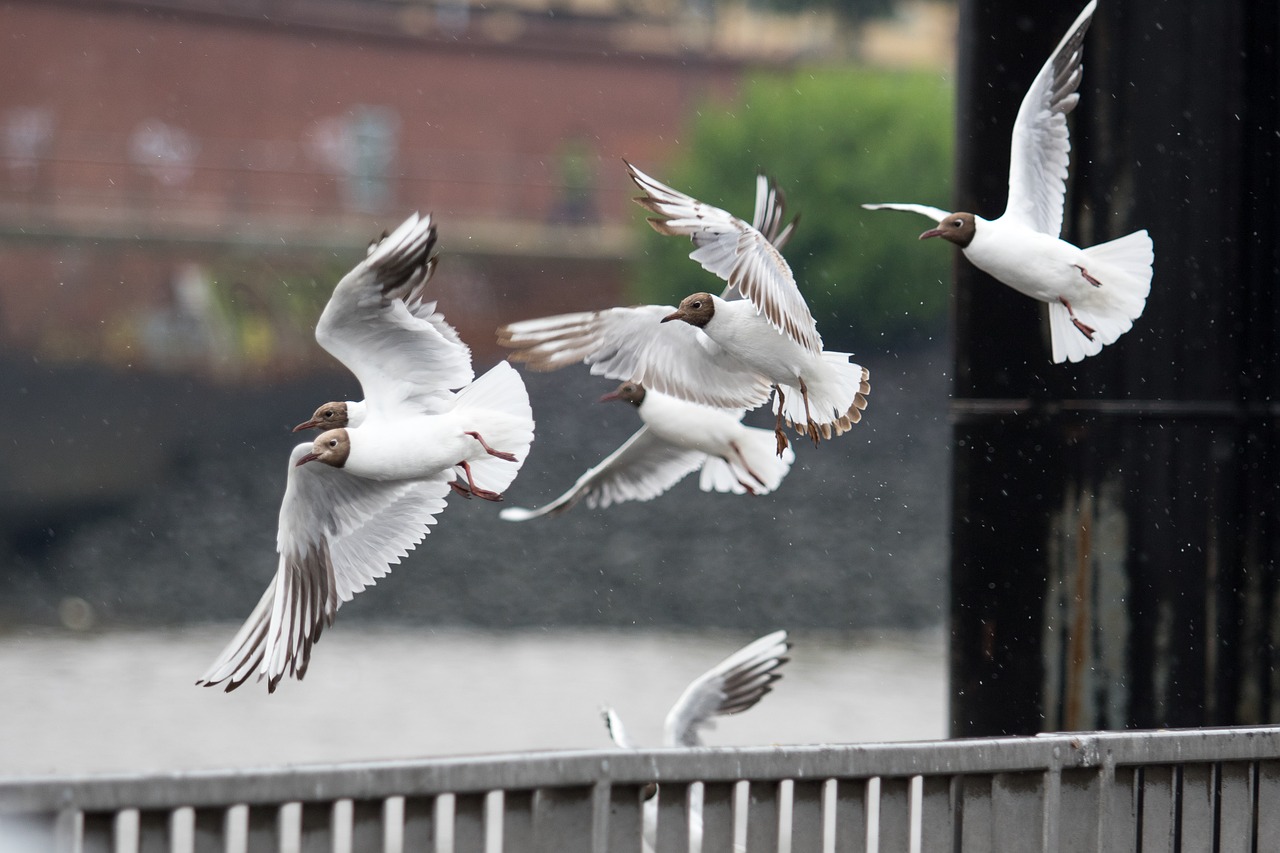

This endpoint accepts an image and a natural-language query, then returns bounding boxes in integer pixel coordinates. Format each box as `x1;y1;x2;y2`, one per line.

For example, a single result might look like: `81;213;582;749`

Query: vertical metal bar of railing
788;779;824;853
348;798;385;853
402;795;436;851
743;780;780;852
699;782;734;853
299;800;334;853
453;791;486;853
956;775;993;851
191;805;226;853
654;782;690;853
82;810;115;853
601;785;640;853
531;785;594;853
832;778;868;853
1056;767;1100;853
1180;764;1216;851
991;772;1045;852
1104;765;1139;853
502;790;534;853
918;776;954;853
1140;766;1177;852
246;803;282;851
878;777;911;852
137;808;171;853
1217;762;1254;853
1256;761;1280;844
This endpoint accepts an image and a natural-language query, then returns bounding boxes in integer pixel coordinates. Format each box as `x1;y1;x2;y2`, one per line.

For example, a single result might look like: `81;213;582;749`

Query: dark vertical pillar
951;0;1280;736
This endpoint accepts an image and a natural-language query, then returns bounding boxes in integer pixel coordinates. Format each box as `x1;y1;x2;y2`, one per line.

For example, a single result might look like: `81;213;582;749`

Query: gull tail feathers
776;355;871;439
1050;230;1153;364
698;427;795;495
454;361;535;496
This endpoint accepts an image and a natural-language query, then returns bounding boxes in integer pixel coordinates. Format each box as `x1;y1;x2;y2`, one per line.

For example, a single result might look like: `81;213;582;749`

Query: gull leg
728;442;766;495
799;378;821;447
1073;264;1102;287
772;386;790;457
1059;297;1096;340
449;481;473;499
465;431;517;462
457;460;503;502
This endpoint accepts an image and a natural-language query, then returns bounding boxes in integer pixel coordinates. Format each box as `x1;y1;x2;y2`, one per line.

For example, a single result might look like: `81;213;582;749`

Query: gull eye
953;219;963;228
328;439;338;448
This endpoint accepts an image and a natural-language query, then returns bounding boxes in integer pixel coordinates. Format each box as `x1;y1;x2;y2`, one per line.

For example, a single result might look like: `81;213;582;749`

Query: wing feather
1004;1;1096;235
626;162;822;355
197;444;452;692
499;426;705;521
315;213;474;419
662;630;791;747
498;305;774;410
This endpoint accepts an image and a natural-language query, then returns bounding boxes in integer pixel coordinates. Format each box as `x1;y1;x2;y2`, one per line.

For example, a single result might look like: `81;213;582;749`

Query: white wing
602;706;635;749
498;304;774;410
663;630;791;747
197;444;452;692
627;162;822;355
499;426;706;521
1004;1;1096;235
861;202;952;223
315;213;474;420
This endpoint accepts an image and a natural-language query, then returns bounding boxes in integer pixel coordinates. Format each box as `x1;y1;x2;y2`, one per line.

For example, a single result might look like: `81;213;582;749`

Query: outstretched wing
662;630;791;747
498;304;774;410
499;426;705;521
861;202;952;224
315;213;474;420
627;162;821;355
197;444;452;693
1004;1;1096;235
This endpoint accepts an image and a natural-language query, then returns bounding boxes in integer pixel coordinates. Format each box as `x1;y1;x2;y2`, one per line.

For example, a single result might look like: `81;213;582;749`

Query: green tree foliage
630;66;953;351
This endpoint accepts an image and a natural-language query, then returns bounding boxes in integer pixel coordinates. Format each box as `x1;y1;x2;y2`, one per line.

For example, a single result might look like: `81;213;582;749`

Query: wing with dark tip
662;630;791;747
499;426;705;521
627;162;822;355
315;213;473;420
1005;1;1096;235
197;444;452;693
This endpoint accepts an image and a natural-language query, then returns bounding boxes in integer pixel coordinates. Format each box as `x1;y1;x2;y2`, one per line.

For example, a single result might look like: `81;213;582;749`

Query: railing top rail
4;725;1280;814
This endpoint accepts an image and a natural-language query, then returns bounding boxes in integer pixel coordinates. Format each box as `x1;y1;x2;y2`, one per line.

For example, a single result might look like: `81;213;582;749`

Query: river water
0;626;945;778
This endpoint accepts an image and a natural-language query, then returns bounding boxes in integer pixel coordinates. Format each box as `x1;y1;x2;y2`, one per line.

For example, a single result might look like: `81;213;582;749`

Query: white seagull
198;213;534;692
864;0;1153;364
602;630;791;853
499;381;795;521
498;164;869;455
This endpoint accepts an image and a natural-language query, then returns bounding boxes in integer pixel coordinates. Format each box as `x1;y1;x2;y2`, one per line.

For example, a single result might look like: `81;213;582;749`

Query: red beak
295;452;320;467
598;391;621;403
919;228;944;240
661;310;681;323
292;419;320;432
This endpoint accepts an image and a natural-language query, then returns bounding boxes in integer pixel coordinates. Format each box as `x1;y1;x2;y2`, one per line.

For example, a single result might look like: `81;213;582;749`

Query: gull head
599;382;646;407
293;401;350;433
662;292;715;328
919;212;976;248
296;428;351;468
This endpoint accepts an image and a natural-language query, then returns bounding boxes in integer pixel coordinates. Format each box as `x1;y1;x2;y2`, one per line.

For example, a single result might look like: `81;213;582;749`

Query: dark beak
295;452;320;467
660;309;681;323
919;228;944;240
292;419;320;432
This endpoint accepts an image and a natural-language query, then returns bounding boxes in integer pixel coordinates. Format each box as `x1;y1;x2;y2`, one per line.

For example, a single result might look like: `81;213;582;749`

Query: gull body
864;0;1153;364
500;383;792;521
199;213;533;693
500;165;869;452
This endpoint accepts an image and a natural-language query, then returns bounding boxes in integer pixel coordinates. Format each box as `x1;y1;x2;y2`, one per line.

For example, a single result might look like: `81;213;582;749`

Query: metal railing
3;725;1280;852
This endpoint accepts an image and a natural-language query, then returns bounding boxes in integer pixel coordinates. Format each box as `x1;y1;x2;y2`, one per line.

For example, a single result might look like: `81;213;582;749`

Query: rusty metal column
951;0;1280;736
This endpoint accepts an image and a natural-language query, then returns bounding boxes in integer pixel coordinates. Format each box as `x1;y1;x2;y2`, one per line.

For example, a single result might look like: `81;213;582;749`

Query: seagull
499;382;795;521
601;630;791;853
498;165;869;455
863;0;1153;364
198;213;534;692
